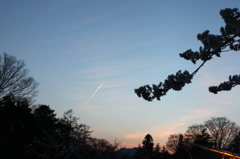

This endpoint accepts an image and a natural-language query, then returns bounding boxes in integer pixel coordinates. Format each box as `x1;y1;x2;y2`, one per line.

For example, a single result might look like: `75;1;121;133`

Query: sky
1;0;240;148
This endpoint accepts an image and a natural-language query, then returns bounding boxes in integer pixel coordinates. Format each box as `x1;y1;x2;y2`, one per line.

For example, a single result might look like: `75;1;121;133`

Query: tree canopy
135;8;240;102
135;134;170;159
142;134;154;152
0;95;124;159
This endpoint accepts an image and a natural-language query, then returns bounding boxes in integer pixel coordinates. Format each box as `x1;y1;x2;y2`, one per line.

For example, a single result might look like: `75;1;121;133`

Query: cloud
79;66;125;79
177;123;186;127
104;79;137;88
86;110;104;117
125;132;147;139
222;66;236;72
124;123;187;141
199;73;218;86
123;108;217;145
68;79;136;102
180;108;215;122
81;105;99;111
122;116;218;147
78;62;142;79
193;61;239;89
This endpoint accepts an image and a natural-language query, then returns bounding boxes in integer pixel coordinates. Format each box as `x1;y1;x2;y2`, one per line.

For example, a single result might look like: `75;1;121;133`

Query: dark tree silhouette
166;134;183;154
189;129;215;159
0;53;39;102
142;134;154;152
204;117;240;150
135;8;240;102
0;97;126;159
166;117;240;159
154;143;161;153
0;95;36;159
34;105;58;130
229;132;240;154
186;124;208;143
185;118;240;150
174;134;191;159
57;109;79;143
89;138;122;158
135;137;171;159
25;105;60;157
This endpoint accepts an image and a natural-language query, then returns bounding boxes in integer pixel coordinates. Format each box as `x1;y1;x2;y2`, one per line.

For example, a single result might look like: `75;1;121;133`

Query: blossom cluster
179;8;240;64
135;70;192;101
135;8;240;102
209;75;240;94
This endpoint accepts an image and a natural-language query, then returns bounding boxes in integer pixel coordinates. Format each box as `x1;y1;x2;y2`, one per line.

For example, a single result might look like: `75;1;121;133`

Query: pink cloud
181;108;215;122
123;123;188;146
125;132;147;139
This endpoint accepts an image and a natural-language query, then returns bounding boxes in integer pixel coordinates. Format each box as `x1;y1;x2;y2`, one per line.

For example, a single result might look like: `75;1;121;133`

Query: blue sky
1;0;240;148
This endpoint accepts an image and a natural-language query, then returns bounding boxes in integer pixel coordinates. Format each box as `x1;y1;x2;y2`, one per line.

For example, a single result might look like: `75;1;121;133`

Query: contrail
82;82;104;109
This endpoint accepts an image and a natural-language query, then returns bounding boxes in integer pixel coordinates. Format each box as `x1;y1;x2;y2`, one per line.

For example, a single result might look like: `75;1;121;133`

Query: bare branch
0;53;39;102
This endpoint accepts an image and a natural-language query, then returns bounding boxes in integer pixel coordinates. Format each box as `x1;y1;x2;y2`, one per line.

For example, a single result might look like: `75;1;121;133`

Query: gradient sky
1;0;240;148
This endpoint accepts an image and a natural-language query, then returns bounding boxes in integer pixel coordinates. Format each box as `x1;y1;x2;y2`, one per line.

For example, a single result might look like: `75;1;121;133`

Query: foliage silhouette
0;95;36;159
229;132;240;154
189;129;214;159
0;95;126;159
166;133;183;154
135;134;170;159
135;8;240;102
142;134;154;152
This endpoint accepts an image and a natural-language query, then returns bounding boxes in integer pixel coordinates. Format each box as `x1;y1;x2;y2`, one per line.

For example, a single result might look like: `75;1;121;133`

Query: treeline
133;134;171;159
166;117;240;159
0;95;126;159
1;95;240;159
0;53;128;158
132;117;240;159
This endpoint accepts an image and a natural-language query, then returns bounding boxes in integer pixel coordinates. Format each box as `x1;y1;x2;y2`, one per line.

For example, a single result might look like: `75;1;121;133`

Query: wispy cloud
180;108;215;122
85;109;105;117
79;63;141;79
124;108;217;145
177;123;186;127
124;123;187;141
222;66;236;72
80;67;123;79
193;61;239;89
103;80;136;88
125;132;148;139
